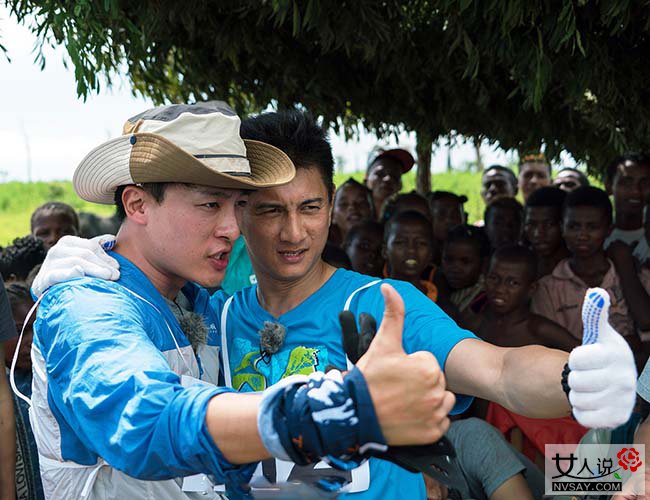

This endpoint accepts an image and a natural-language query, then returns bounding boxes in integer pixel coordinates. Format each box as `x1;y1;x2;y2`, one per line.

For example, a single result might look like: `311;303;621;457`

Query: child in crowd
440;225;490;328
604;153;650;263
517;153;551;202
478;244;577;351
428;191;467;265
0;236;46;282
532;186;649;367
484;197;523;251
331;178;374;243
523;187;569;278
4;282;44;500
480;165;518;206
30;202;79;251
381;191;431;222
342;220;384;277
364;148;414;217
383;211;437;301
553;167;589;192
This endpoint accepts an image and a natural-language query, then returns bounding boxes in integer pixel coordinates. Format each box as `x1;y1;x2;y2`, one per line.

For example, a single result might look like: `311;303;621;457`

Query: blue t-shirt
211;268;476;500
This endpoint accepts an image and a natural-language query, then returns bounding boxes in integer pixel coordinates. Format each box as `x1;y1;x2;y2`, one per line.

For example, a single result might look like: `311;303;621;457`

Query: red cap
372;148;415;173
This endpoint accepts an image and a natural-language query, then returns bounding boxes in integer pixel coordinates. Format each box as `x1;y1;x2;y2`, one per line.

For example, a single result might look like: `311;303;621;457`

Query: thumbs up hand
568;288;637;428
351;284;456;446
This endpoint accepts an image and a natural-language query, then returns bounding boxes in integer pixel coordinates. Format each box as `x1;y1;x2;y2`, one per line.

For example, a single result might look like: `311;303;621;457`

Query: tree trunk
473;136;484;172
415;131;432;194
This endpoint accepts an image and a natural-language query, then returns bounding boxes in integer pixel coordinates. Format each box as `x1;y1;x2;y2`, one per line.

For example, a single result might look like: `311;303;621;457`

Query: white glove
32;234;120;296
567;288;637;428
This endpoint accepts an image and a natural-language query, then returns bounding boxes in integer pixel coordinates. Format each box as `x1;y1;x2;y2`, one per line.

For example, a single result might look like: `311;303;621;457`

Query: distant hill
0;171;485;246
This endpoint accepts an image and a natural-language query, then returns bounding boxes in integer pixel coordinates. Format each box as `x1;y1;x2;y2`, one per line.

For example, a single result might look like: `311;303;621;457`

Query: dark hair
556;167;589;187
563;186;613;225
445;224;491;258
605;152;650;185
428;190;468;206
518;153;551;175
382;191;430;222
5;282;32;312
343;220;384;249
384;210;434;243
525;186;567;209
30;201;80;231
0;236;47;281
241;110;334;199
483;165;518;190
484;197;524;225
335;178;375;217
114;183;168;222
490;244;537;282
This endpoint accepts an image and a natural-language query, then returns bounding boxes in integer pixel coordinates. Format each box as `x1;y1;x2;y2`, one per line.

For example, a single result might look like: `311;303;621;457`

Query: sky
0;7;548;183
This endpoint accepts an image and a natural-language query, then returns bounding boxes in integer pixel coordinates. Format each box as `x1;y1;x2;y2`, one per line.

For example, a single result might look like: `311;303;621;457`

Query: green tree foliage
5;0;650;177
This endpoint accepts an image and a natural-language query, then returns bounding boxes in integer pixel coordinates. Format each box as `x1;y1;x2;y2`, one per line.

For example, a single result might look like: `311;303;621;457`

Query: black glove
338;310;464;491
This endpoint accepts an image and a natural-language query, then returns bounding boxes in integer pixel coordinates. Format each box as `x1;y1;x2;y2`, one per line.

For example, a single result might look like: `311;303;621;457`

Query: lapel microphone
258;321;287;363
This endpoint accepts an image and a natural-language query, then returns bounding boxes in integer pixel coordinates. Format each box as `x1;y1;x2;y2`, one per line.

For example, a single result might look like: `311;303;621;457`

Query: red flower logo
617;448;643;472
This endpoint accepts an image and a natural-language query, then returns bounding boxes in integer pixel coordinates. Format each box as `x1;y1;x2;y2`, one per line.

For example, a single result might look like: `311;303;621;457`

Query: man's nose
280;212;306;242
214;204;240;242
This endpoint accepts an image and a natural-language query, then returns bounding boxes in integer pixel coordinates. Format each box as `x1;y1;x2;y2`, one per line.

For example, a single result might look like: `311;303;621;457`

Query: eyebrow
301;197;325;206
194;188;234;198
253;197;325;209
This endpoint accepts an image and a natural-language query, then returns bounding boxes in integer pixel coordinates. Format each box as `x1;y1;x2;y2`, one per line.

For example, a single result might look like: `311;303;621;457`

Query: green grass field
0;171;485;246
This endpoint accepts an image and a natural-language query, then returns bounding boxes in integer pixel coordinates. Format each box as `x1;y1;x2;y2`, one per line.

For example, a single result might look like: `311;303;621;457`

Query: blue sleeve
355;280;477;414
36;283;245;480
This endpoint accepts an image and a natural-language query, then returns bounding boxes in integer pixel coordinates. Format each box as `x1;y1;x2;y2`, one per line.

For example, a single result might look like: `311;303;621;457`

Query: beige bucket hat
73;101;295;204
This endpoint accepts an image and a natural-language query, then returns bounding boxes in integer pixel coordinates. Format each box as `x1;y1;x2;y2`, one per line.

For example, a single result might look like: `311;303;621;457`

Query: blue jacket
31;252;247;499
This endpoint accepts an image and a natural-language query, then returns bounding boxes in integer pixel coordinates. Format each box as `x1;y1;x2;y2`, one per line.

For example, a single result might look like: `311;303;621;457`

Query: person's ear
121;186;148;225
527;280;538;299
7;273;18;283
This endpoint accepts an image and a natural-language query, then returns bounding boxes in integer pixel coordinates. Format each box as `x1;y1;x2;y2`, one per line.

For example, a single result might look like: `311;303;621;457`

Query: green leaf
292;1;301;36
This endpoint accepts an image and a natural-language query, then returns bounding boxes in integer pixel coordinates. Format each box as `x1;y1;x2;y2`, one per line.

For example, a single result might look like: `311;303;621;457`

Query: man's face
333;184;373;235
610;161;650;215
485;258;532;315
365;159;402;202
524;206;563;257
385;220;433;280
237;167;331;283
431;198;464;241
32;212;79;251
143;184;243;289
441;241;483;290
562;206;610;259
486;207;521;249
345;228;384;277
481;170;515;204
518;162;551;201
553;170;582;192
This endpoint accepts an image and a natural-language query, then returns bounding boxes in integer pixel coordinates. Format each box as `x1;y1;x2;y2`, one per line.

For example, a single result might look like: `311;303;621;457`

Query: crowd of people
0;103;645;500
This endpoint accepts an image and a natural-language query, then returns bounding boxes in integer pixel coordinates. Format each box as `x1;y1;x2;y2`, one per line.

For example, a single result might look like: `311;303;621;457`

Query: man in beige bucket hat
22;102;455;499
